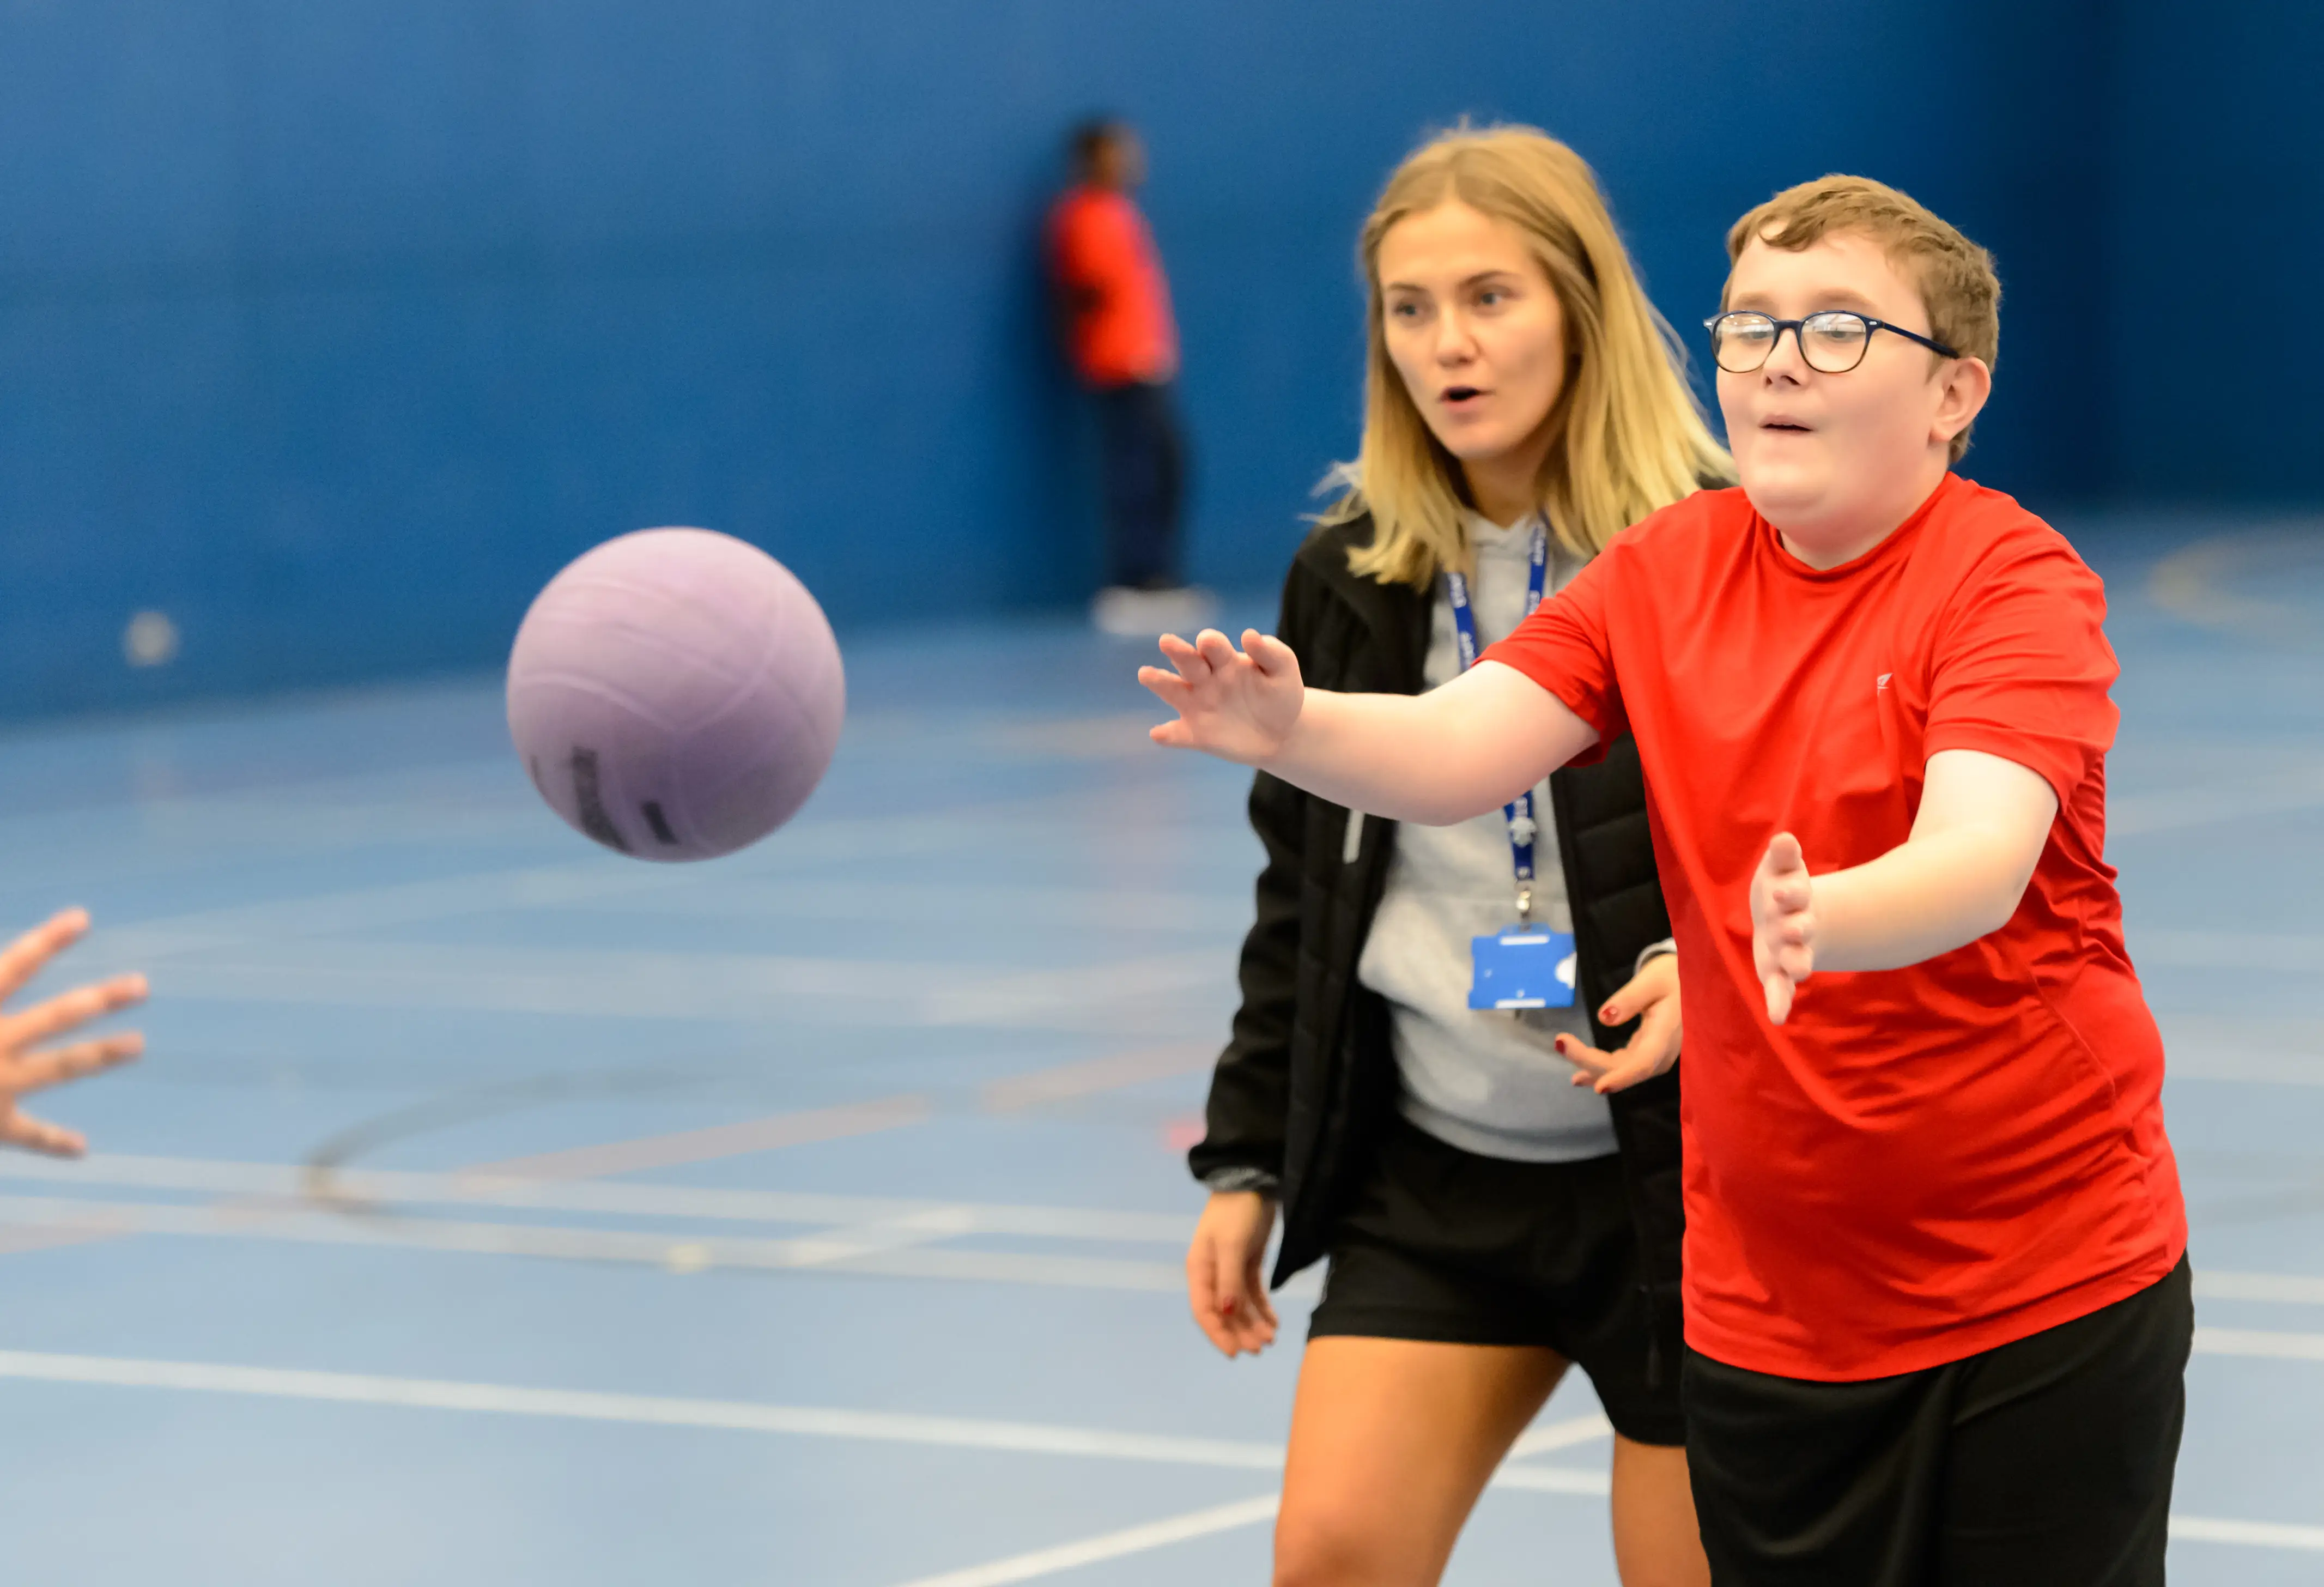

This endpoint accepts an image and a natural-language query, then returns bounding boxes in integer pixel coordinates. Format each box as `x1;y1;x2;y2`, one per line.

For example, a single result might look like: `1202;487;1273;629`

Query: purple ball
507;528;845;862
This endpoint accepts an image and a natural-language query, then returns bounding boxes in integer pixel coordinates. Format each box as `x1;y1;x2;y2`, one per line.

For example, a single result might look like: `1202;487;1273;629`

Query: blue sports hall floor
0;511;2318;1584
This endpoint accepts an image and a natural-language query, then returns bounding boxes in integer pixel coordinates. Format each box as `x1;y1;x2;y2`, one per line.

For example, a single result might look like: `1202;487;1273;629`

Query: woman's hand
1751;833;1815;1024
0;910;147;1156
1186;1189;1280;1358
1139;629;1304;767
1554;951;1681;1094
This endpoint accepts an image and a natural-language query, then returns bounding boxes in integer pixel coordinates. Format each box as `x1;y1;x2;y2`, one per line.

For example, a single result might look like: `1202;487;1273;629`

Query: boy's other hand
0;909;148;1156
1140;628;1303;766
1751;833;1816;1025
1555;952;1682;1093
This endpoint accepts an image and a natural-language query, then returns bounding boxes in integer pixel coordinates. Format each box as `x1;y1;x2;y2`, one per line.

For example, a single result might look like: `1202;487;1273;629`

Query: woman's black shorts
1307;1115;1686;1447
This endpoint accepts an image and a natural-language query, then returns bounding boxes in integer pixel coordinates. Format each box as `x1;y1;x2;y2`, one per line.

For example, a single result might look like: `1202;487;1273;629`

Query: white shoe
1091;585;1218;638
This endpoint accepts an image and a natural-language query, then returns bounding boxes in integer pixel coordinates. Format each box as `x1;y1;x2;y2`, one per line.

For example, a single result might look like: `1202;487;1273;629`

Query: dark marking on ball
642;801;678;846
568;748;630;853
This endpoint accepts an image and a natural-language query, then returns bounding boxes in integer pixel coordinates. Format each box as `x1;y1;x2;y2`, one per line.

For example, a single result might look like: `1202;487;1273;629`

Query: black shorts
1307;1116;1686;1446
1682;1256;2193;1586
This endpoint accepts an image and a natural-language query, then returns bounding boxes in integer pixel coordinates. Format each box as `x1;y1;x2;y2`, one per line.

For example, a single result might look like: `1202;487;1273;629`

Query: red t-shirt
1484;474;2185;1380
1047;185;1179;388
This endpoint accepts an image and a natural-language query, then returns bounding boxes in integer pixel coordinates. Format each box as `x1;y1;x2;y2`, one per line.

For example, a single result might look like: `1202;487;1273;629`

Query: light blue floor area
0;513;2317;1584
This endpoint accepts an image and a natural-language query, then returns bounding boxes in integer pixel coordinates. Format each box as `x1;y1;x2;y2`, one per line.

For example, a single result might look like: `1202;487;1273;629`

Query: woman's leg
1610;1434;1711;1587
1273;1336;1565;1587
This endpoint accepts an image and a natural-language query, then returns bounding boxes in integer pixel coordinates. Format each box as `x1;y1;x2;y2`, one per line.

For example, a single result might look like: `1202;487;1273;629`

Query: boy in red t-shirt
1047;120;1203;629
1139;177;2188;1585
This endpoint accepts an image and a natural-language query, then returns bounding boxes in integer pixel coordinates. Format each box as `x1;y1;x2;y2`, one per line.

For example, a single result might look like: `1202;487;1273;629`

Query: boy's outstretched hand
1751;833;1815;1025
0;909;147;1156
1139;629;1304;766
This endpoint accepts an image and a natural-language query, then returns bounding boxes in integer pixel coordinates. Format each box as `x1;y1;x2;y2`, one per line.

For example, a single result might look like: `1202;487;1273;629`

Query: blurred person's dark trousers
1094;380;1186;589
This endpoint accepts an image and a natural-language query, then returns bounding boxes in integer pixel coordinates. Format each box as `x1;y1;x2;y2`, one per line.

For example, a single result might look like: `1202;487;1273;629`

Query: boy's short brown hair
1725;175;2000;462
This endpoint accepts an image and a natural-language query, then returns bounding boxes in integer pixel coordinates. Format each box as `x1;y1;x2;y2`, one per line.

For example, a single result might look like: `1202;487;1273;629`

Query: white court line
0;1348;1288;1467
2194;1270;2324;1306
2134;928;2324;973
888;1497;1282;1587
124;938;1228;1032
0;1348;1604;1485
2112;764;2324;837
2156;1013;2324;1087
21;1160;2324;1314
886;1492;2324;1587
21;1161;2324;1313
615;879;1247;936
88;857;712;962
1;1345;2311;1568
884;1464;2319;1586
75;786;1152;965
2192;1326;2324;1362
2165;1050;2324;1086
1490;1464;1613;1495
2170;1514;2324;1551
0;1194;1186;1292
2157;1016;2324;1085
1507;1410;1613;1458
0;1154;1196;1242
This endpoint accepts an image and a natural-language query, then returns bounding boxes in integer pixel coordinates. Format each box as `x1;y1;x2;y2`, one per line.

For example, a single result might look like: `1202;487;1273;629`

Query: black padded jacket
1187;512;1685;1376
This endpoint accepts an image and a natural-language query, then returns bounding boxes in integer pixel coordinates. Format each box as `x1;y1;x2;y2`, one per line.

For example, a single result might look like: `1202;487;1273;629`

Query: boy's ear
1932;355;1993;452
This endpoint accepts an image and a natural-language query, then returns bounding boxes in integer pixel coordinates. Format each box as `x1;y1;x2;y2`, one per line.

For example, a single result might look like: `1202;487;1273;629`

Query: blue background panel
5;1;2312;717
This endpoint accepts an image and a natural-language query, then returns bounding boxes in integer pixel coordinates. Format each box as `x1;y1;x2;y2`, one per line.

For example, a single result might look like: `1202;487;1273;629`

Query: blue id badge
1469;926;1578;1010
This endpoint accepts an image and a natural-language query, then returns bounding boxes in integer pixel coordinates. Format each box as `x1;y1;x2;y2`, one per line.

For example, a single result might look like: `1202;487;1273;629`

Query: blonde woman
1184;126;1727;1586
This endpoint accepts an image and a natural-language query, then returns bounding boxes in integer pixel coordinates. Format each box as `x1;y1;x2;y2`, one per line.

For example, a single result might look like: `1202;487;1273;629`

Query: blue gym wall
0;1;2301;719
2109;1;2323;504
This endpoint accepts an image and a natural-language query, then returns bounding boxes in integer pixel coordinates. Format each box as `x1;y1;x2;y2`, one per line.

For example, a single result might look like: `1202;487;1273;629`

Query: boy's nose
1760;326;1812;379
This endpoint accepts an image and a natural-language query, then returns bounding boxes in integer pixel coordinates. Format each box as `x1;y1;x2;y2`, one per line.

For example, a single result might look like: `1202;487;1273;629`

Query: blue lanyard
1444;519;1550;922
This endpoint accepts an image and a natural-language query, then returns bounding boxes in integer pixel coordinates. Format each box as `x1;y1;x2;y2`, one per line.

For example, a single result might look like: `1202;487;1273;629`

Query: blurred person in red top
1049;119;1210;634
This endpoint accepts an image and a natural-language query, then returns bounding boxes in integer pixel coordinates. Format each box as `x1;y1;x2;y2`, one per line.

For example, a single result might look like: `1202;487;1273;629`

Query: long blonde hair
1332;125;1732;587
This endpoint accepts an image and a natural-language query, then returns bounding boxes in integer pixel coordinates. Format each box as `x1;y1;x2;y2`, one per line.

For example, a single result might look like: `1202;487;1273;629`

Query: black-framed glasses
1704;310;1959;374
